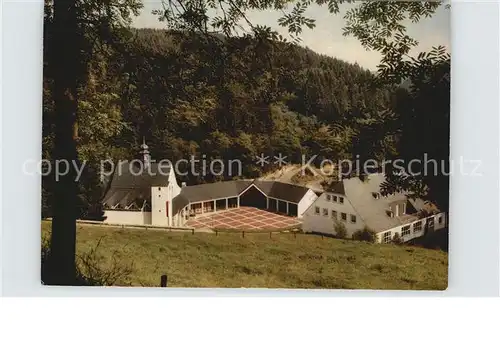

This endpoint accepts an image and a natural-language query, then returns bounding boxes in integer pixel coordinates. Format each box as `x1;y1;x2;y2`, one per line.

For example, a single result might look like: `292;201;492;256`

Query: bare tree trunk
48;0;79;285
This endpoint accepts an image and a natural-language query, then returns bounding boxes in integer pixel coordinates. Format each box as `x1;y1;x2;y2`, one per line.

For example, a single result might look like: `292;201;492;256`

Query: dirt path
258;164;332;192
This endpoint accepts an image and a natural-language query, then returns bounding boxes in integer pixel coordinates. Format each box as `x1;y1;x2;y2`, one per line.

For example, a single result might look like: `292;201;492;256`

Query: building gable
102;161;171;209
341;173;431;233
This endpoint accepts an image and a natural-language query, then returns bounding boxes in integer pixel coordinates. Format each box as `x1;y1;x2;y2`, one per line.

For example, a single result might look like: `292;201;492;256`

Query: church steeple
140;137;151;168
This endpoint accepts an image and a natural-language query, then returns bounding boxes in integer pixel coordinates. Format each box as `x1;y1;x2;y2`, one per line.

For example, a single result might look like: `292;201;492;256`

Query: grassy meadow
41;221;448;290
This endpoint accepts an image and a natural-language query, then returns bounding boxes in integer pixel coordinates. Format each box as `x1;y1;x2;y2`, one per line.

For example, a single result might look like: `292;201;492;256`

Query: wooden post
192;228;194;235
242;231;245;238
215;230;218;236
160;274;167;287
269;232;272;238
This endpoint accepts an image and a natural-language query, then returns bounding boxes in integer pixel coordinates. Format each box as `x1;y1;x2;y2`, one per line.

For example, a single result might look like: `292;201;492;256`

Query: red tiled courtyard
186;207;302;230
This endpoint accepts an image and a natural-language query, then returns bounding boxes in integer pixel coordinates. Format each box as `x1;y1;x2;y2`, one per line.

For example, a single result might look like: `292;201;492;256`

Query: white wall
172;206;189;227
302;192;365;236
297;189;318;218
104;210;152;226
151;186;170;226
434;212;447;231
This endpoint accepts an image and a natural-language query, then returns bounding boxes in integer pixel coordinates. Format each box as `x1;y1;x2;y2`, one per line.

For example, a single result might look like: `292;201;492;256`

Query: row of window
314;206;356;223
400;220;424;239
403;217;439;236
325;194;344;204
382;216;443;243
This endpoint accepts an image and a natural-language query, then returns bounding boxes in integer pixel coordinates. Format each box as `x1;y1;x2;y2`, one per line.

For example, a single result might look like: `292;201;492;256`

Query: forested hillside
44;28;394;167
43;27;448;220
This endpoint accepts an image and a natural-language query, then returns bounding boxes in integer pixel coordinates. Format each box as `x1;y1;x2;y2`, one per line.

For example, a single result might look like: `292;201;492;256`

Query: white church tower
140;136;151;169
142;138;181;227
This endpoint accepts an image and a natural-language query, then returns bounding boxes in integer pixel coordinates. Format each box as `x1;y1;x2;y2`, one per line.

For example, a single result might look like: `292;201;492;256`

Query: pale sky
132;1;450;71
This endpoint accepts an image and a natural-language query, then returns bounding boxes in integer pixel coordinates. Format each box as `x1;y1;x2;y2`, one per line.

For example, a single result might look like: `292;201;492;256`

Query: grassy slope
41;222;448;290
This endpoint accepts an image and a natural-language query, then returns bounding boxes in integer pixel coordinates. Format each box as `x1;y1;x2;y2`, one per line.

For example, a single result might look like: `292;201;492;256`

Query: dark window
427;217;435;229
268;198;278;211
413;221;423;232
333;195;338;202
382;232;392;244
341;213;347;221
350;215;356;223
216;199;227;211
383;232;392;243
339;197;344;204
240;186;267;210
278;200;287;214
322;208;328;216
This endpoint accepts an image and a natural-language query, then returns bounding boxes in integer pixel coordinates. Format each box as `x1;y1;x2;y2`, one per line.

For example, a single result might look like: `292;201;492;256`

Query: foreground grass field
41;221;448;290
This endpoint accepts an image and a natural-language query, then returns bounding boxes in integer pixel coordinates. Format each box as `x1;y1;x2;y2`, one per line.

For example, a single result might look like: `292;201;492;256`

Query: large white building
101;141;318;227
100;143;447;243
301;173;447;244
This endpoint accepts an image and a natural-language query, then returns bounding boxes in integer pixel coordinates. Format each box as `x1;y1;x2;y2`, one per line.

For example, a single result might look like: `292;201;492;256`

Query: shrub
41;188;52;219
82;203;107;221
75;237;133;286
333;221;348;239
41;233;133;286
352;226;376;243
392;233;403;245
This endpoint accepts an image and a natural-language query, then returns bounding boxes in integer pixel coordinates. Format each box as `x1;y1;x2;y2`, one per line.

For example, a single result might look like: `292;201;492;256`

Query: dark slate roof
179;180;253;203
253;180;310;204
102;188;151;209
325;181;345;195
177;180;311;204
172;193;190;215
102;161;170;208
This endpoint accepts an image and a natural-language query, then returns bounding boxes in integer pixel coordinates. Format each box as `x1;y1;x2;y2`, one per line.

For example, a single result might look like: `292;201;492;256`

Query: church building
101;141;318;227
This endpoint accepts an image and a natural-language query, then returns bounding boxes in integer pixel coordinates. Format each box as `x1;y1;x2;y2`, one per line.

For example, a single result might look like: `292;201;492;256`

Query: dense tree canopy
43;26;394;185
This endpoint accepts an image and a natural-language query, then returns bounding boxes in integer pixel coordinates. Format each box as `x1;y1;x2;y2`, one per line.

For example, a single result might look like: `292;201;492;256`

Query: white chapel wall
104;210;151;226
